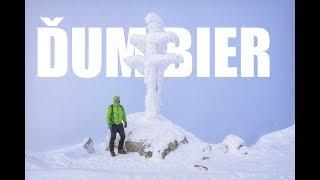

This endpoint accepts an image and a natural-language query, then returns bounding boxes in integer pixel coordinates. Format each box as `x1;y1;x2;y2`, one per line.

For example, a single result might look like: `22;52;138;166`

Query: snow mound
255;124;295;148
113;112;206;159
223;135;245;149
221;134;248;155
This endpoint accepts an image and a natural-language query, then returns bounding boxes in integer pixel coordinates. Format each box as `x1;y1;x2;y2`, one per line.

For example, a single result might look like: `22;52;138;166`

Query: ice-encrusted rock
118;112;200;159
124;140;153;158
82;137;95;154
161;140;179;159
201;144;212;153
221;134;248;155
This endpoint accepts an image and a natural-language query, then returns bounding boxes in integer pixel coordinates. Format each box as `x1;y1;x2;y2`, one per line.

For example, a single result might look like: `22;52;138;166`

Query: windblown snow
26;112;295;180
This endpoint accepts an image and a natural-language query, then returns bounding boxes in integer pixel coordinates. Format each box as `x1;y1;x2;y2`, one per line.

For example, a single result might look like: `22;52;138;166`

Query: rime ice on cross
124;13;184;120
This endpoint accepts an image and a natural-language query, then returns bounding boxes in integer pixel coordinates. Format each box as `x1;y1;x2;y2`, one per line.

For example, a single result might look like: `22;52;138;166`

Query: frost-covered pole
124;13;183;120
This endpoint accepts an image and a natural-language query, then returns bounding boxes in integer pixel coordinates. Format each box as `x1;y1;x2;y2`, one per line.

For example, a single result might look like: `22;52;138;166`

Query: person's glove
108;124;112;130
124;121;127;128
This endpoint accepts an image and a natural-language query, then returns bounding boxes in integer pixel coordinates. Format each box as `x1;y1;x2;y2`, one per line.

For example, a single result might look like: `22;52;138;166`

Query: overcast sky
26;0;294;151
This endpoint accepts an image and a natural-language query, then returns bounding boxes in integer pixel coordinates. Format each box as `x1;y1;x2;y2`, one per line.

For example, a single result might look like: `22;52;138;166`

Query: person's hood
113;96;120;104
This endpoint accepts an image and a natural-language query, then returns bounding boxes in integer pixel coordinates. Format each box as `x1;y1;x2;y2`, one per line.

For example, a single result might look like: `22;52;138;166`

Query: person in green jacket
106;96;127;156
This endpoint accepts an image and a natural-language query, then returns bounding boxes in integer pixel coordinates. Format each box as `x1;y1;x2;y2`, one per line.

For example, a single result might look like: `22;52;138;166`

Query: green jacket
106;96;127;125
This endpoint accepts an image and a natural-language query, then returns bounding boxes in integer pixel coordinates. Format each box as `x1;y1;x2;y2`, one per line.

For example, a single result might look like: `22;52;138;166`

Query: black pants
109;124;125;152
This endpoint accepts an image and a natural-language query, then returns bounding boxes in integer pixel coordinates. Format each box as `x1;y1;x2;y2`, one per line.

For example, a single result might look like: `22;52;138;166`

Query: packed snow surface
26;112;295;180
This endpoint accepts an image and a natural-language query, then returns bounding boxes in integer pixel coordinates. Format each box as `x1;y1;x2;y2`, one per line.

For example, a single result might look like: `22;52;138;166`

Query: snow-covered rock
221;134;248;155
82;137;95;154
201;144;212;153
223;135;245;151
121;112;204;159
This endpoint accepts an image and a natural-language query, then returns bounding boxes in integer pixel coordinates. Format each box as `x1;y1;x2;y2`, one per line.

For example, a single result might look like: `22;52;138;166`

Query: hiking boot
118;149;127;154
110;151;116;157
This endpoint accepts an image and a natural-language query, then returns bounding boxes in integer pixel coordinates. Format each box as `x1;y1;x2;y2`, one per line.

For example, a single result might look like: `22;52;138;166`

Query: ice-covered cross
124;13;184;120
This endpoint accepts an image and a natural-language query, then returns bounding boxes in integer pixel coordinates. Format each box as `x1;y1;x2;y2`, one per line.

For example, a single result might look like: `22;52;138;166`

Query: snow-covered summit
125;113;204;151
26;114;295;179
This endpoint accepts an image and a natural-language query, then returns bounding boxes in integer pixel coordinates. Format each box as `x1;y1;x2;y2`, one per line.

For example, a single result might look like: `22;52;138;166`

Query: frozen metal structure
124;13;184;120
